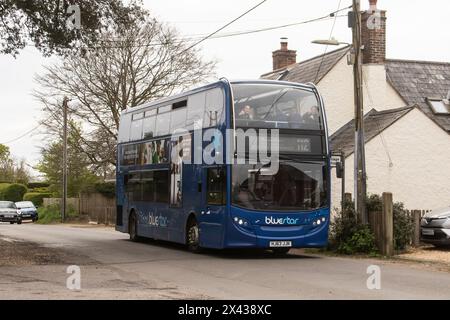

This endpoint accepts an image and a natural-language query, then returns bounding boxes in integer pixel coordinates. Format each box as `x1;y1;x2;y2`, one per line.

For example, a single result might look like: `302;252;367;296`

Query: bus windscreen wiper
262;88;290;120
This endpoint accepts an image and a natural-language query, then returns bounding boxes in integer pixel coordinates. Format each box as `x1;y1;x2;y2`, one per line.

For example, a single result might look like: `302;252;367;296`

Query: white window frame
427;98;449;115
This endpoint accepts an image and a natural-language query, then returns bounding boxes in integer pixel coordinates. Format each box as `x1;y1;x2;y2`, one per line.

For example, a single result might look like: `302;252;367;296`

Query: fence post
413;210;421;247
382;192;394;256
369;210;383;251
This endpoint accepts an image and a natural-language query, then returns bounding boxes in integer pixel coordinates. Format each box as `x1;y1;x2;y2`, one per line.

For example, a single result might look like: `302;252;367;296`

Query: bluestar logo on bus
148;213;168;227
264;216;299;225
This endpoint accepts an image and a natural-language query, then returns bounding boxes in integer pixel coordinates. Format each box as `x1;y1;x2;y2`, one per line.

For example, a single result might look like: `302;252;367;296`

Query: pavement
1;222;450;299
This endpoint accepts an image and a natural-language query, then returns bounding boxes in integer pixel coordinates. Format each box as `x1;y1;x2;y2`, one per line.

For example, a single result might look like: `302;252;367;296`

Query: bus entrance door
198;166;226;248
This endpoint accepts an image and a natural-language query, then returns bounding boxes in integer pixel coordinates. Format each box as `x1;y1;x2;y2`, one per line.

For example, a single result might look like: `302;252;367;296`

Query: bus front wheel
129;212;139;242
186;218;202;253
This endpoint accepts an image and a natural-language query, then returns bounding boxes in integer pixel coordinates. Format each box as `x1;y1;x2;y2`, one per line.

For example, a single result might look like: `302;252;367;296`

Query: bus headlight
313;216;327;226
233;216;250;227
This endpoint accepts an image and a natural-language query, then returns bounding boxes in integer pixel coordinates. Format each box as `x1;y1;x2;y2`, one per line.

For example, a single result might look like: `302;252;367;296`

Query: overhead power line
0;123;43;145
93;7;350;49
181;0;268;53
2;3;353;144
314;0;343;84
0;113;57;145
207;7;350;40
14;6;350;51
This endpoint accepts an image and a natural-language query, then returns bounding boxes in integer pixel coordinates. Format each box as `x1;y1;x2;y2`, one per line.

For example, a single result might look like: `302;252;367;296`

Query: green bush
0;183;10;200
329;198;378;255
36;204;77;224
393;202;414;251
36;205;61;224
366;194;414;251
94;182;116;198
337;224;377;255
23;192;53;206
1;183;27;202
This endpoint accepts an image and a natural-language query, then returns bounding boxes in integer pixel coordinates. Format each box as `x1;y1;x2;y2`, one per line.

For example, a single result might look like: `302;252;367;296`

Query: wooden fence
43;197;80;213
43;194;115;225
79;193;116;225
368;205;431;253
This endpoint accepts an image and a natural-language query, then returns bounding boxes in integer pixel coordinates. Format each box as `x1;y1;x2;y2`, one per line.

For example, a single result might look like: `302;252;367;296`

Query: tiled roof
260;45;350;84
260;46;450;133
330;106;415;156
385;59;450;132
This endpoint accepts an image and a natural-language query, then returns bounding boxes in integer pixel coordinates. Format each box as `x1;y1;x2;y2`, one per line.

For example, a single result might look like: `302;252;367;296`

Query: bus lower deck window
207;167;226;205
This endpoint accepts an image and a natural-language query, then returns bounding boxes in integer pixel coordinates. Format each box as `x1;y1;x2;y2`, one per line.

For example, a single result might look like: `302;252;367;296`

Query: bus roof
121;79;316;115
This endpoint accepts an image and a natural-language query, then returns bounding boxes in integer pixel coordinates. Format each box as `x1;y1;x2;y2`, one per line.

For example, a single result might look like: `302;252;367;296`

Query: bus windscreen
232;84;322;130
232;160;327;211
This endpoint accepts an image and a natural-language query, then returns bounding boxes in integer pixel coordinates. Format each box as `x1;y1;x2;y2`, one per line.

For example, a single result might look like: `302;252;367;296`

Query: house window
427;98;449;114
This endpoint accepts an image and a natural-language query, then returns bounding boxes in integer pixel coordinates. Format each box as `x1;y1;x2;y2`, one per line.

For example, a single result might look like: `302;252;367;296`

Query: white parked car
421;206;450;247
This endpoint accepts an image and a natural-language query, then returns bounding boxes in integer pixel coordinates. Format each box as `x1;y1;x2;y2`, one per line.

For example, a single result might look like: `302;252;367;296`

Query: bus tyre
272;248;290;255
129;212;139;242
187;219;202;253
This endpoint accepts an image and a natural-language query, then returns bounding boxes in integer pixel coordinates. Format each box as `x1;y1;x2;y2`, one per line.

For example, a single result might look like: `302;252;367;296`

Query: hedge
29;187;50;193
27;182;50;189
23;192;53;206
1;183;28;202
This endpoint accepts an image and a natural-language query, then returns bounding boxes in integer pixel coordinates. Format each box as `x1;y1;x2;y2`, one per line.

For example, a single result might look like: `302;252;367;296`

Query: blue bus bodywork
116;79;331;251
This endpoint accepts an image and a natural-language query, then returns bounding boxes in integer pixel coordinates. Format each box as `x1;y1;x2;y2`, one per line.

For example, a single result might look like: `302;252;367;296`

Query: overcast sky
1;0;449;179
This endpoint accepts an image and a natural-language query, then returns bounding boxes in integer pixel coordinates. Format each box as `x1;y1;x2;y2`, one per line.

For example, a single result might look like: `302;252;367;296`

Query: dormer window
427;98;449;114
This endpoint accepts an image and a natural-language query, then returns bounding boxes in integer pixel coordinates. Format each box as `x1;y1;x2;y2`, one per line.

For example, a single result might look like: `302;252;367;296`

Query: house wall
331;108;450;216
318;56;354;135
318;58;405;135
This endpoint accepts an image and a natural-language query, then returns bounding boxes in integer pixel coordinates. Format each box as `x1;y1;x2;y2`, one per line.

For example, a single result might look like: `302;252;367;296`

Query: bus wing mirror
336;162;343;179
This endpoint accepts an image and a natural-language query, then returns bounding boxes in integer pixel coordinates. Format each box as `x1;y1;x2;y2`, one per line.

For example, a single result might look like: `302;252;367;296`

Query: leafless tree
35;17;216;173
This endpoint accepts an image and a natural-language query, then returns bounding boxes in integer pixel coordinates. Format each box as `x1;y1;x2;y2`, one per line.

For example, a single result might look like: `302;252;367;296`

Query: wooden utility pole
62;97;69;222
413;210;421;247
381;192;394;256
351;0;367;224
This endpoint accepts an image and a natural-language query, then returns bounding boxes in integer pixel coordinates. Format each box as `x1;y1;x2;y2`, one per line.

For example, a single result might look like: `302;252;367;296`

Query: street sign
331;153;343;168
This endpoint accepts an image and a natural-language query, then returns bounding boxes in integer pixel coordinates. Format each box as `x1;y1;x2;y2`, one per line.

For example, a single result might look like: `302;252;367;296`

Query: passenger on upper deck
302;105;320;127
237;105;255;120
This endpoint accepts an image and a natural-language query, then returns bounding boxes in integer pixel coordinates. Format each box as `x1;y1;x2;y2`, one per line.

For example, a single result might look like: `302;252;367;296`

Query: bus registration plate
269;241;292;248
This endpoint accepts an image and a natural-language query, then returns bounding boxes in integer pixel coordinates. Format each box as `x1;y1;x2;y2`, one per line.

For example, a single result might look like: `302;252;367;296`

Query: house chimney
272;38;297;70
361;0;386;64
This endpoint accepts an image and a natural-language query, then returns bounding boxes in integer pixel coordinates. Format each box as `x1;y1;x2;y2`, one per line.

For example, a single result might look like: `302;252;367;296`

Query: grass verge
36;204;78;224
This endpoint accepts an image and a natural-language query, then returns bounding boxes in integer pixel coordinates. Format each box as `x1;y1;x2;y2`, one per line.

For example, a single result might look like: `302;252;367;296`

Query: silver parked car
421;206;450;247
0;201;22;224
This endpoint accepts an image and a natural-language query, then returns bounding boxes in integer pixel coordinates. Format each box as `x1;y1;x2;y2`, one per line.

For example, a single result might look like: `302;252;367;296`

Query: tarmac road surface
1;223;450;299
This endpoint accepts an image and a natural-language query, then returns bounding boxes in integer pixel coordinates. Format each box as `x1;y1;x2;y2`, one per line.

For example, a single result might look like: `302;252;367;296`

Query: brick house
261;0;450;212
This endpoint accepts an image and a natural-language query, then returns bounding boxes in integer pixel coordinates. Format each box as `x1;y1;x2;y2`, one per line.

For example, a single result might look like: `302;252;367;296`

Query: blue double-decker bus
116;79;330;254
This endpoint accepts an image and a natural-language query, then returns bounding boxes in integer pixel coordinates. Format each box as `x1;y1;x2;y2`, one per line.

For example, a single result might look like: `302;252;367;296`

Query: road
1;223;450;299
